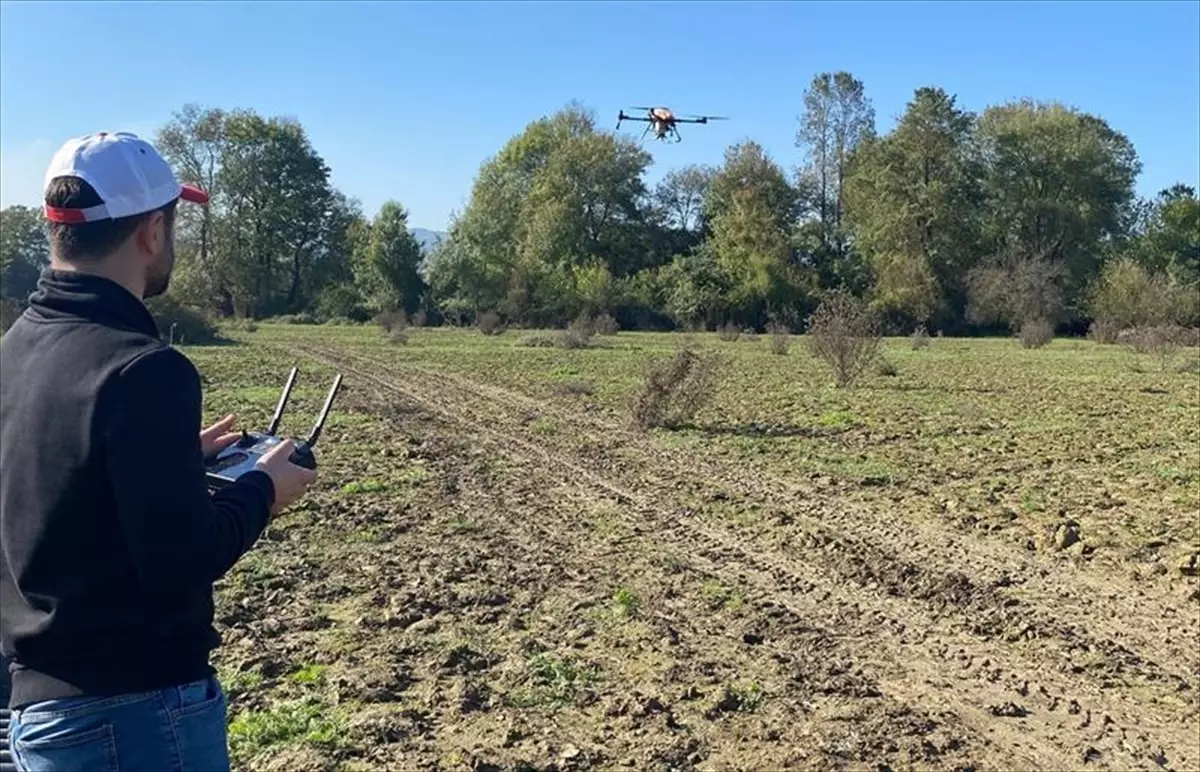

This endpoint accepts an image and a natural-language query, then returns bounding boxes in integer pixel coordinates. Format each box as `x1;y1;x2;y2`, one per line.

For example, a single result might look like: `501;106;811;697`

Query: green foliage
976;100;1141;315
2;80;1180;339
1087;257;1198;330
144;294;222;345
845;87;984;329
0;205;48;302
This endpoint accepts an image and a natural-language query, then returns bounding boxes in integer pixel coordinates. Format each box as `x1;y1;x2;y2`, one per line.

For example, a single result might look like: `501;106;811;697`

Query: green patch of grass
818;410;859;428
228;696;346;765
730;681;765;712
289;663;329;685
341;480;387;495
531;416;558;435
701;580;745;611
506;652;599;709
612;587;642;618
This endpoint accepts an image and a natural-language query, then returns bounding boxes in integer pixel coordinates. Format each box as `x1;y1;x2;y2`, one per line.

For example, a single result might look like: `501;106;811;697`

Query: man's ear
132;210;166;257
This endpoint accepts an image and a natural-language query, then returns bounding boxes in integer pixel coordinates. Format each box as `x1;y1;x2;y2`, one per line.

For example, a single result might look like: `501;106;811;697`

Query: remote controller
204;367;343;491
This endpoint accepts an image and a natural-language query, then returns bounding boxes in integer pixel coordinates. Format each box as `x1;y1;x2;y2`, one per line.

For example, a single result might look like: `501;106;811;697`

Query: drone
615;106;728;143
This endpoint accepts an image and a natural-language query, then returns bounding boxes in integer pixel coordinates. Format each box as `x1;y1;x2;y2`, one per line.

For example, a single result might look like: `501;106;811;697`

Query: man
0;132;318;771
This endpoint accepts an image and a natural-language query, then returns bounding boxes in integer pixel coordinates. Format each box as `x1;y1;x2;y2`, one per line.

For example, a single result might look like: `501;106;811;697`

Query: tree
845;87;986;329
432;104;652;325
0;205;48;302
362;201;426;316
795;71;876;282
976;100;1141;318
1132;184;1200;286
217;111;336;317
654;165;715;234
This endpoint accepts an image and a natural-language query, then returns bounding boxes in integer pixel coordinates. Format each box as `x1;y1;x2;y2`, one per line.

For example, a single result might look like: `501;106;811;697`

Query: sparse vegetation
1018;318;1055;349
911;325;931;350
477;311;504;336
631;346;720;429
767;320;790;355
805;289;882;388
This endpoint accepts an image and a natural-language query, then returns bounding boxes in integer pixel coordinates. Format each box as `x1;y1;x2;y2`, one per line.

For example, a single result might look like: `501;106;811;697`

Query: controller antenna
267;367;299;435
304;374;343;448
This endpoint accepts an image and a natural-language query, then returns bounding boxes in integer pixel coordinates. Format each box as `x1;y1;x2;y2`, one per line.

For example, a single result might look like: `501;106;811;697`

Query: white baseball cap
42;131;209;224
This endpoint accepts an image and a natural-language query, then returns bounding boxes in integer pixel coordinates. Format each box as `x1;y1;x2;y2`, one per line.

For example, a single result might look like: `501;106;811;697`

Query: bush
477;311;504;336
145;295;222;345
411;309;428;328
767;321;790;356
876;357;899;377
717;323;741;342
315;284;370;323
1087;257;1198;331
556;316;595;350
1018;318;1054;349
1121;325;1193;370
804;290;882;388
388;328;409;345
593;313;619;336
1087;319;1121;344
377;311;408;333
1;299;22;334
911;325;931;350
631;347;719;430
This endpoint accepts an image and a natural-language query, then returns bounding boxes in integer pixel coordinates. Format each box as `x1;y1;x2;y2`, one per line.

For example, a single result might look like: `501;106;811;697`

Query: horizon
1;1;1198;233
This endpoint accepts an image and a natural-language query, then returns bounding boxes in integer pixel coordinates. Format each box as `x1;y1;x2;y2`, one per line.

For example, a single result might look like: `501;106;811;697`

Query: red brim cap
181;183;210;204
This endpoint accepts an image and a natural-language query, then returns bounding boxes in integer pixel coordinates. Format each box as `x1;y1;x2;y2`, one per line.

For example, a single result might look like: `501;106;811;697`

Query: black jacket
0;270;275;709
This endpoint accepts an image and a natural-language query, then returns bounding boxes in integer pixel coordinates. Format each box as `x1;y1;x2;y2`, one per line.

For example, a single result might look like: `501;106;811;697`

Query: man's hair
44;177;178;262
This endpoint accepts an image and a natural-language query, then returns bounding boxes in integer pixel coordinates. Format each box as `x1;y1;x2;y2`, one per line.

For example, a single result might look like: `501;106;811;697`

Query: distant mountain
411;228;447;253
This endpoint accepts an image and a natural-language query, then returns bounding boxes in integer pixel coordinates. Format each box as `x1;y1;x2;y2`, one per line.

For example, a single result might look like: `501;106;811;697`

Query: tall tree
976;99;1141;317
845;87;985;328
362;201;426;316
795;71;876;280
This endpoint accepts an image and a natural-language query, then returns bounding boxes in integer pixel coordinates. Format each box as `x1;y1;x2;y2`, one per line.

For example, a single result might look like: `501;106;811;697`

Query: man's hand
254;438;318;516
200;414;241;459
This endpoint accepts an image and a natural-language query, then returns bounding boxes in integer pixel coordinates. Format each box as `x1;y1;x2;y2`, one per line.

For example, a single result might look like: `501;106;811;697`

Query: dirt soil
206;338;1199;772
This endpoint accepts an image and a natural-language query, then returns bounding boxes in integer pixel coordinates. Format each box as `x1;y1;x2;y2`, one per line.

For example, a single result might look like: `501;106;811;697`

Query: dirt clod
1177;553;1199;577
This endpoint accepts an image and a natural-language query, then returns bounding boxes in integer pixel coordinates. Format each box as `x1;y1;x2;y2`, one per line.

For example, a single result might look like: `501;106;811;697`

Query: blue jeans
8;676;229;771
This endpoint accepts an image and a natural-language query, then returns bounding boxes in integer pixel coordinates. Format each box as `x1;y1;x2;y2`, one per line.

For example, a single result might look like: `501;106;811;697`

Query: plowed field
190;325;1200;772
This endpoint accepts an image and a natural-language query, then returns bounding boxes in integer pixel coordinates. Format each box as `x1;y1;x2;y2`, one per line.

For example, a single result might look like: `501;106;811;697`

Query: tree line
2;72;1198;337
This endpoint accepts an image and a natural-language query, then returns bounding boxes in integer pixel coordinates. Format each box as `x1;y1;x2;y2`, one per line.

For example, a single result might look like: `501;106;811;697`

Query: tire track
293;342;1200;771
346;347;1200;696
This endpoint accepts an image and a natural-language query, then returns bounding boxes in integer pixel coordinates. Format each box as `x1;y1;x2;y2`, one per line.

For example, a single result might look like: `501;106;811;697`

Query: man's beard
143;243;174;300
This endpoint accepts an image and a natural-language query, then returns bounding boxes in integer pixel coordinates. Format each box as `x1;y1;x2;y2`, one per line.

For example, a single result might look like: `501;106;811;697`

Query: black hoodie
0;270;275;709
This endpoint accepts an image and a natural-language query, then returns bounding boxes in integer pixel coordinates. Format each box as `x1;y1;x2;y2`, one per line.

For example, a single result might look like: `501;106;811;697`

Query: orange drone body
615;106;728;143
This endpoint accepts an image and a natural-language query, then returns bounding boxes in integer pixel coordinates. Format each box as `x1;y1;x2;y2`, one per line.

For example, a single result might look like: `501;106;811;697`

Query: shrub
477;311;504;336
388;328;409;345
411;309;428;328
593;312;619;336
1121;325;1193;370
804;290;882;388
717;323;741;343
315;284;370;323
876;357;899;377
377;311;408;333
145;295;222;345
1018;318;1054;349
911;325;931;350
1087;319;1121;344
767;321;790;356
1087;257;1197;331
631;347;719;430
556;316;595;349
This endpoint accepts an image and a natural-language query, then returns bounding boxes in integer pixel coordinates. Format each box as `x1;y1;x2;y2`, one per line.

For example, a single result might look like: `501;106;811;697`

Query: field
190;323;1200;772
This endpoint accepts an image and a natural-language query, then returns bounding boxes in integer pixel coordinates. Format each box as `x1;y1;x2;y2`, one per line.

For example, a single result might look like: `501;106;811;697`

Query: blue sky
1;1;1197;231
